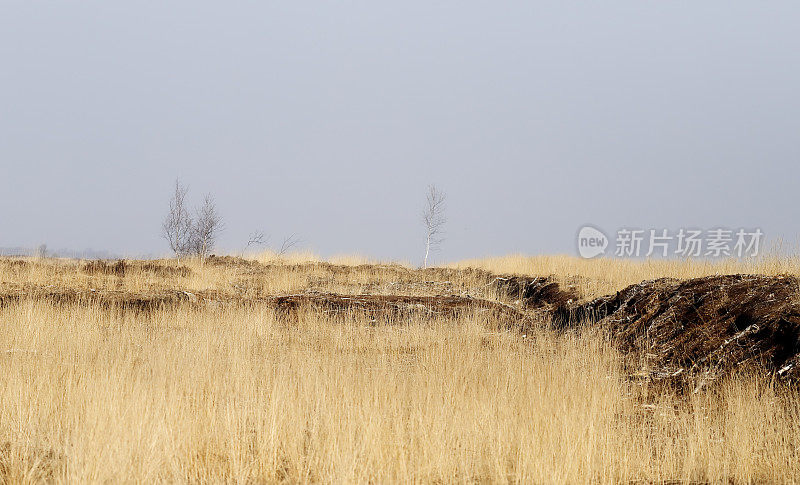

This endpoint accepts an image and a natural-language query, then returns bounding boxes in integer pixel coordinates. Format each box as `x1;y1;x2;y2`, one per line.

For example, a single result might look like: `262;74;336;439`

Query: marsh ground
1;255;799;483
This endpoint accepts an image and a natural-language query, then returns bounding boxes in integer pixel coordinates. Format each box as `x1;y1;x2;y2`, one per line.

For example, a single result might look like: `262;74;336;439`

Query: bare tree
34;243;48;259
162;180;223;260
245;230;269;252
277;233;300;256
242;231;299;257
162;179;193;257
422;185;446;268
190;194;223;260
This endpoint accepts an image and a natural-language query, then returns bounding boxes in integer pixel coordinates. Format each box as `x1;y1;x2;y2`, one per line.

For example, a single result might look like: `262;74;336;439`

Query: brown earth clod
554;274;800;383
491;275;580;309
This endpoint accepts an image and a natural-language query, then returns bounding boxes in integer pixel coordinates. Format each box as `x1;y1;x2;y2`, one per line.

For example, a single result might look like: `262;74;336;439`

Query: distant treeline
0;246;122;259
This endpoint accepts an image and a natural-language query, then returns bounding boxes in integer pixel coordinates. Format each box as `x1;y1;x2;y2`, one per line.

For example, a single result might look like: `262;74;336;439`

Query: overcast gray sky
1;1;798;262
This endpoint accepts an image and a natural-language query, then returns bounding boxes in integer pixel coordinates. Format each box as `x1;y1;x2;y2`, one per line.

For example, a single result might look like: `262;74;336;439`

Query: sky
1;1;799;263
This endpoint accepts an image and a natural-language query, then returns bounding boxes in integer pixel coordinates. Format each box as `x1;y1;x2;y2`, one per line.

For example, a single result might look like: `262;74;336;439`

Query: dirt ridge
4;256;800;383
0;284;532;329
548;274;800;382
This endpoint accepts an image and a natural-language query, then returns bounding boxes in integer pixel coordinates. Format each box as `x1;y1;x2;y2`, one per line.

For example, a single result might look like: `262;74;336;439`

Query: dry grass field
1;254;800;483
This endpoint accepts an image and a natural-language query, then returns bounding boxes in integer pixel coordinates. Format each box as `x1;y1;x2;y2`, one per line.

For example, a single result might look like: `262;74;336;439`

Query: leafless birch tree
422;185;446;268
162;179;193;257
190;194;223;260
162;180;223;260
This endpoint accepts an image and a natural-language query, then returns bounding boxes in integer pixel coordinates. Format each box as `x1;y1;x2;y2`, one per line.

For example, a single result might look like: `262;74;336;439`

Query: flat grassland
1;255;799;483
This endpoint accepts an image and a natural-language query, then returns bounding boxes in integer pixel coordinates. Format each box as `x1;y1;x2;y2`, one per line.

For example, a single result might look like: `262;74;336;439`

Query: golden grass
1;256;799;482
2;302;799;483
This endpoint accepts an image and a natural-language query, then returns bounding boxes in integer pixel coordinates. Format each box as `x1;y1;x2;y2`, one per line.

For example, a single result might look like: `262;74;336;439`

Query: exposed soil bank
549;274;800;382
0;285;530;329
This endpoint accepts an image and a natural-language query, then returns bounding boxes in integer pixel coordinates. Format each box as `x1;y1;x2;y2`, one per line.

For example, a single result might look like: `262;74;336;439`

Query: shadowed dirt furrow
0;284;533;330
